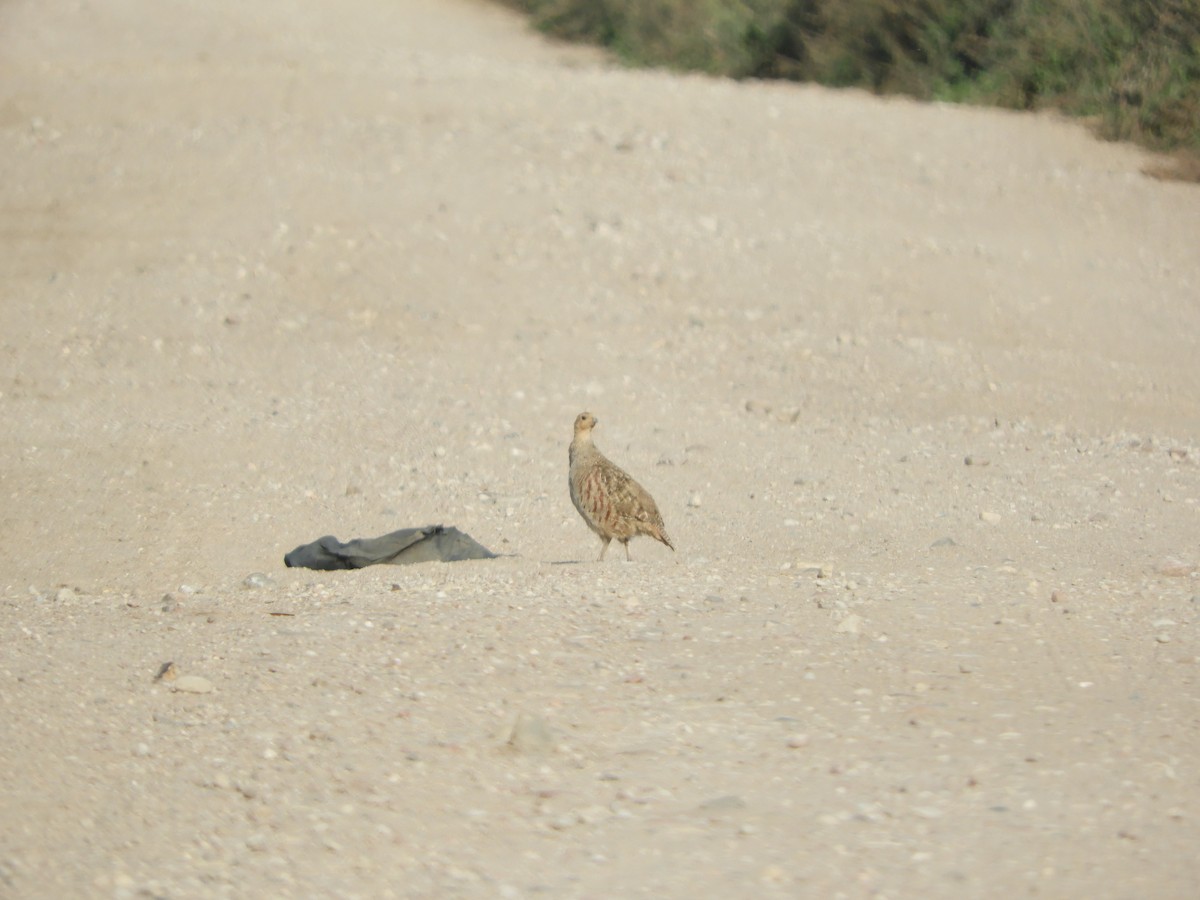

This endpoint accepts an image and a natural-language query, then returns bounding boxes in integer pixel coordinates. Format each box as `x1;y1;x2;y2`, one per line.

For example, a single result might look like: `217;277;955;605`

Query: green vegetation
503;0;1200;172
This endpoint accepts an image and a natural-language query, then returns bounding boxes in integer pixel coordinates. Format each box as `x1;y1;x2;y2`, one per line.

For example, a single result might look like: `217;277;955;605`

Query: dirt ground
2;0;1199;896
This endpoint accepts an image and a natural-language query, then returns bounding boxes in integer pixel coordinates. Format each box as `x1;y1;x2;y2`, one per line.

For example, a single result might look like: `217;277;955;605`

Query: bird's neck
569;434;594;462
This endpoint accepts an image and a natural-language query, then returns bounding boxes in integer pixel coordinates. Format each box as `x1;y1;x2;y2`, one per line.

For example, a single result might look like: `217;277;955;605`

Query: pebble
242;572;271;589
979;511;1002;523
793;561;825;576
576;805;611;825
835;614;863;634
688;493;702;508
930;537;957;549
786;734;809;749
1158;559;1197;577
760;865;789;884
506;712;554;754
699;795;746;812
54;587;76;603
964;456;990;466
172;675;214;694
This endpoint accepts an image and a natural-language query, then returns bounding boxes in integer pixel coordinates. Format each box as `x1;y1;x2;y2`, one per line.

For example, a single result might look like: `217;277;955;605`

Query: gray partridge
568;412;674;561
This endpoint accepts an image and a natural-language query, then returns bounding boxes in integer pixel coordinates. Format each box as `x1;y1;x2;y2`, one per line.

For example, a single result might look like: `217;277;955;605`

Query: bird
568;412;674;561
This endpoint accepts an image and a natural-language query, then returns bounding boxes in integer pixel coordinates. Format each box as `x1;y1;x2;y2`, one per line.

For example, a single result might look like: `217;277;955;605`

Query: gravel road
2;0;1198;896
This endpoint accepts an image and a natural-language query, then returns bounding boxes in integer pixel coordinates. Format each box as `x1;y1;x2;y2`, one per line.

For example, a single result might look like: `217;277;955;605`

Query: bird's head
574;412;597;436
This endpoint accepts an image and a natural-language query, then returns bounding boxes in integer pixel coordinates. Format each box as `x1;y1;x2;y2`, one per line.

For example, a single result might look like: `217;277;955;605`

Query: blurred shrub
503;0;1200;166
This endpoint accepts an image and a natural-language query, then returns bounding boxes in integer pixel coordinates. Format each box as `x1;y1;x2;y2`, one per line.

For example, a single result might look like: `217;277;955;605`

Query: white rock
507;712;554;754
173;675;213;694
836;614;863;634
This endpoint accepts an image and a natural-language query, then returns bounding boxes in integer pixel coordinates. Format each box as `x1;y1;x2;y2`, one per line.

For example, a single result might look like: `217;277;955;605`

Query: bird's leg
623;540;632;561
598;537;611;561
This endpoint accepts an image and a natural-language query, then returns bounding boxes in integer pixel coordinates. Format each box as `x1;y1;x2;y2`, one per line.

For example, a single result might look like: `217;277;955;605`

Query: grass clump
504;0;1200;174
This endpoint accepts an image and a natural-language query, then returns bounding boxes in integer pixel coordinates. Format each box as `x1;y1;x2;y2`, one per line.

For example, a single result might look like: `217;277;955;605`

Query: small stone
930;537;957;549
506;713;554;754
173;675;213;694
1167;448;1189;462
760;865;789;884
835;614;863;634
133;743;151;757
688;493;702;508
576;805;610;825
1158;559;1197;577
964;456;990;466
242;572;271;589
786;734;809;749
700;795;746;812
979;511;1002;524
54;587;76;603
1156;634;1172;644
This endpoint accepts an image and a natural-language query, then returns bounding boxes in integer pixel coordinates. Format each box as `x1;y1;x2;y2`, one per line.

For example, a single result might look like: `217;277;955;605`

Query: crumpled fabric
284;525;496;570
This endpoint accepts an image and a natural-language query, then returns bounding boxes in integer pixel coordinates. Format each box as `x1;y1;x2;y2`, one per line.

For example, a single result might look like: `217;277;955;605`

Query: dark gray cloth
284;525;496;570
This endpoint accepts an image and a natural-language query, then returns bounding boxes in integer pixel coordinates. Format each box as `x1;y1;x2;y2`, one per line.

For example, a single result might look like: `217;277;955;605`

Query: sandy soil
2;0;1199;896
